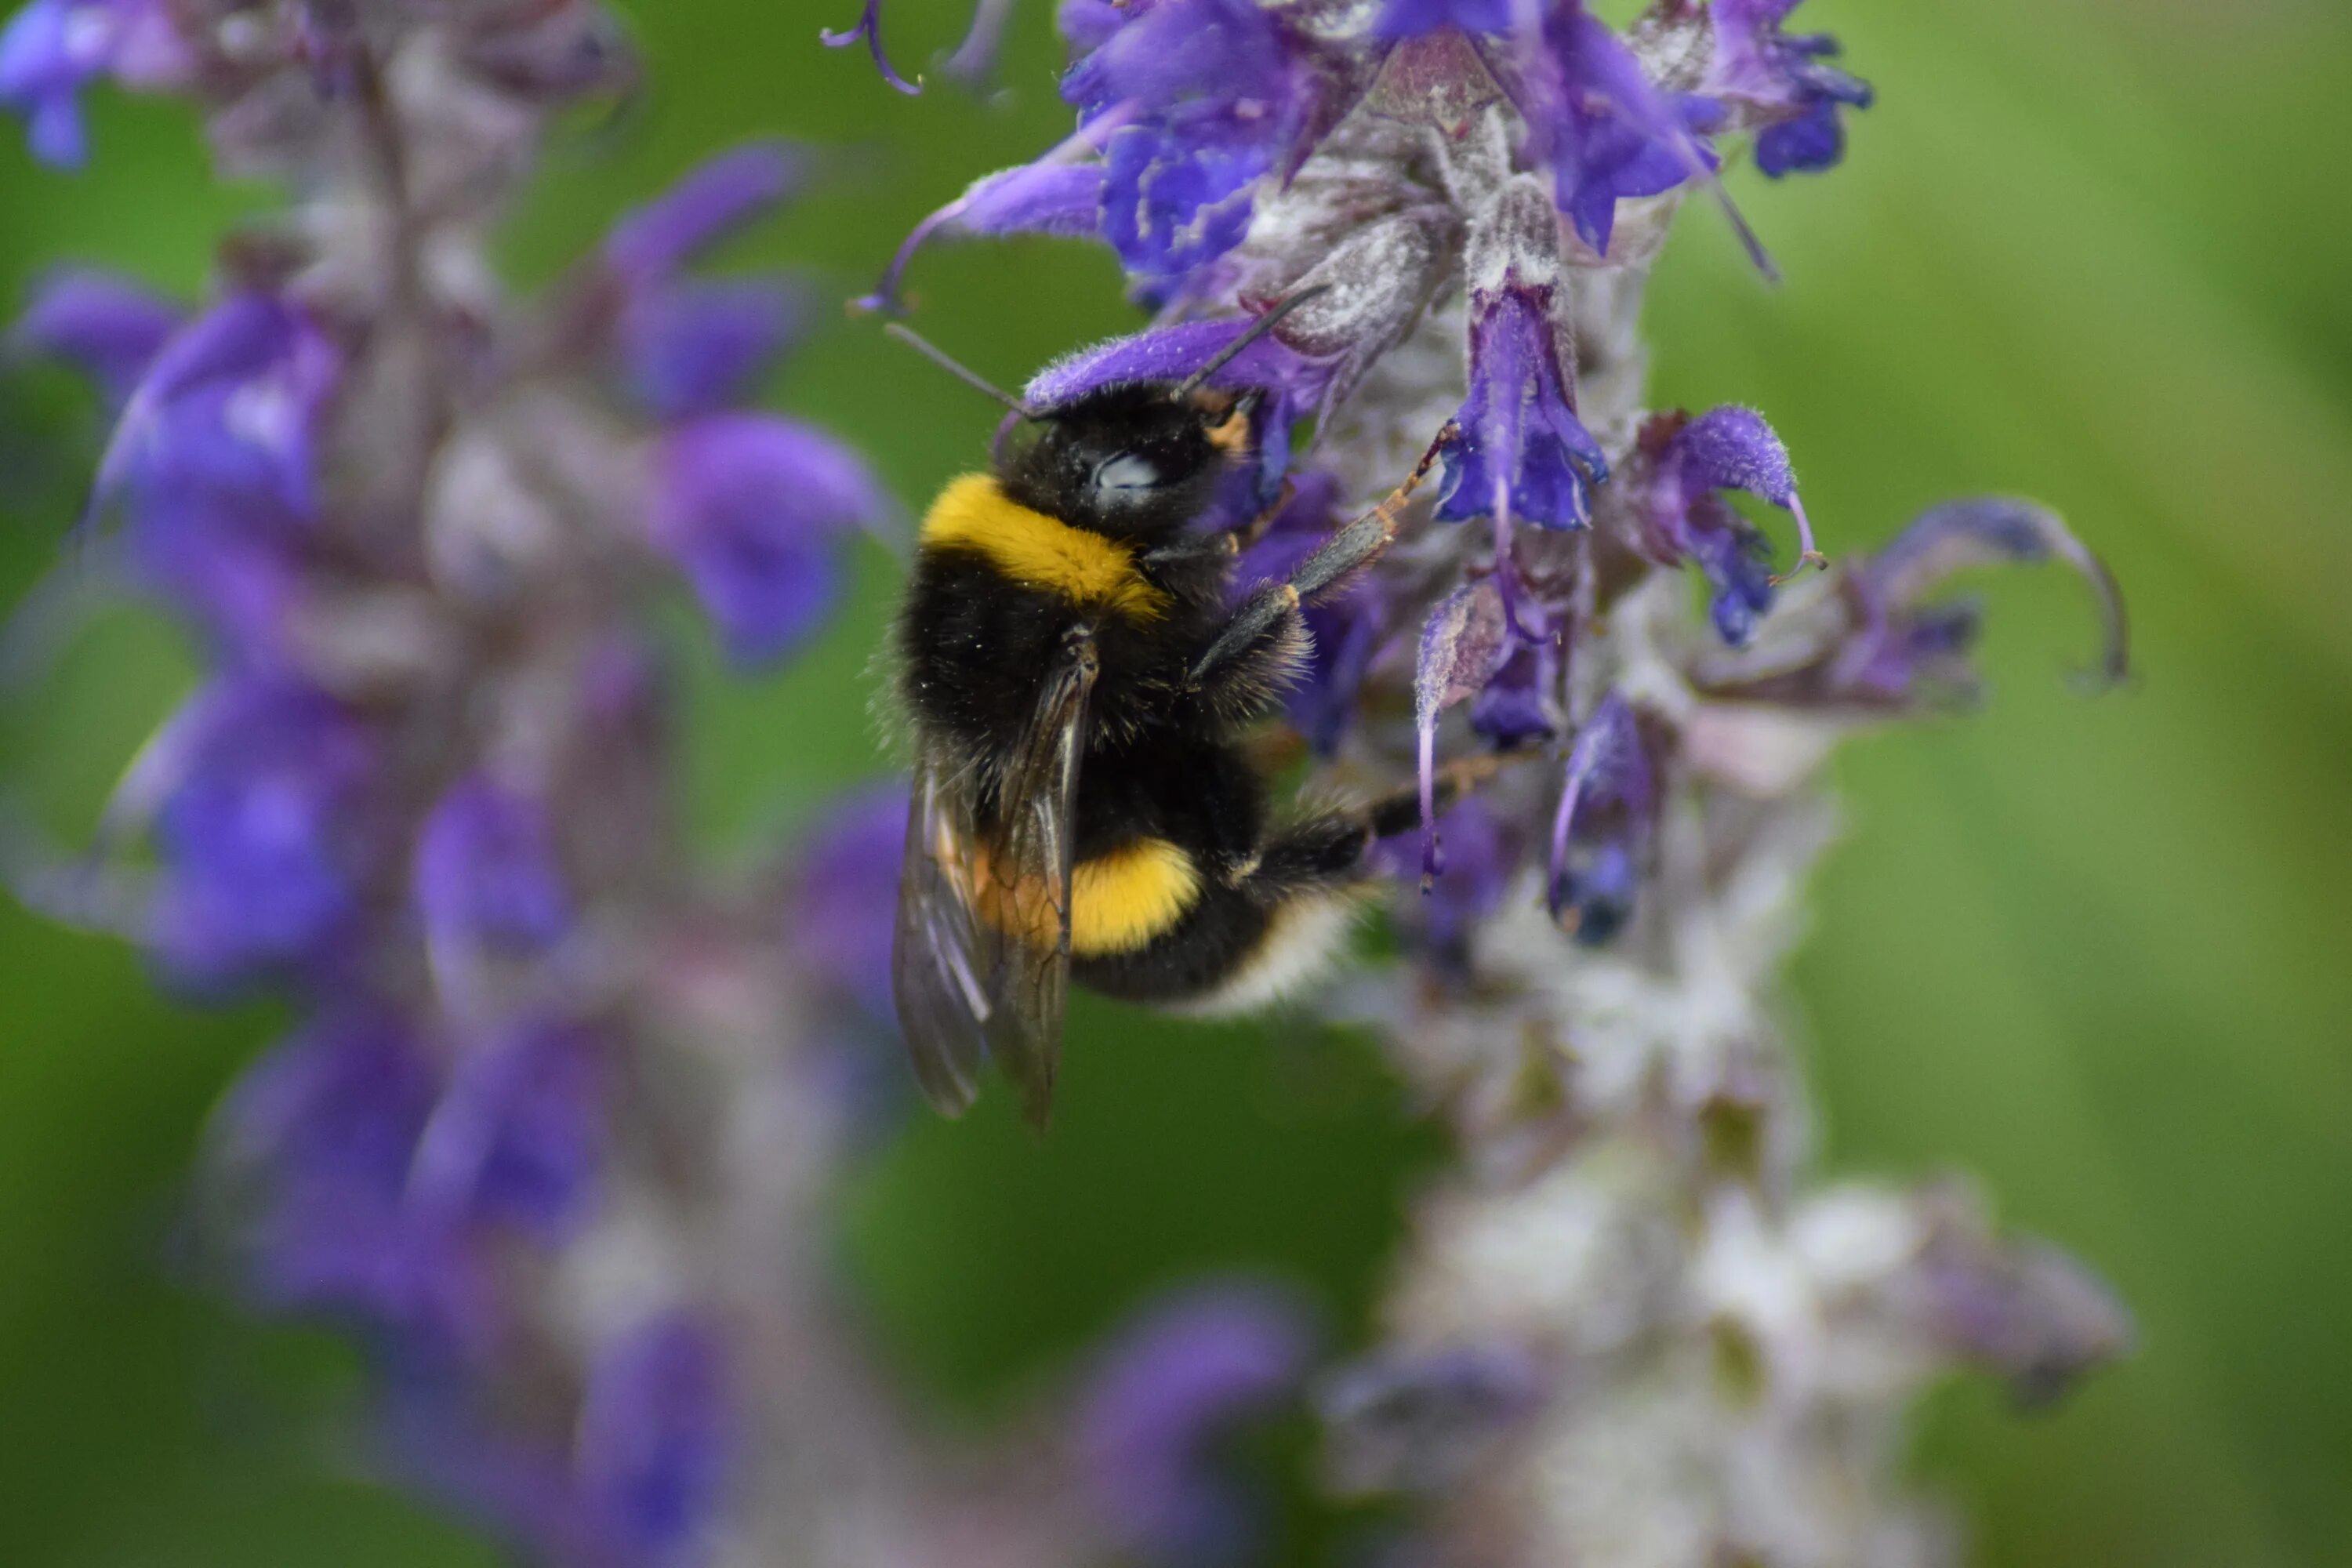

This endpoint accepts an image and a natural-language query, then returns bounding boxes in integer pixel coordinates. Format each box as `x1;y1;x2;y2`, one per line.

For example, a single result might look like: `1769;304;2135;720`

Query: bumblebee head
1000;382;1264;541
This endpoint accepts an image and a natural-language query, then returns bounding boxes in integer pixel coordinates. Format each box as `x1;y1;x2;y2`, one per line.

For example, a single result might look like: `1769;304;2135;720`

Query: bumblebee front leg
1185;432;1452;706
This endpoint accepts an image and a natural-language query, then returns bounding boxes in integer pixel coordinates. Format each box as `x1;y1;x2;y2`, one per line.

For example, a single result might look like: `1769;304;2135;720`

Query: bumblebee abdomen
917;474;1167;623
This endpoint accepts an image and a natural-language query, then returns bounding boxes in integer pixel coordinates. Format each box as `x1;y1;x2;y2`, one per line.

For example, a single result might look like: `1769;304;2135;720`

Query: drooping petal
819;0;920;95
604;142;806;283
860;158;1109;314
10;267;183;404
1863;496;2127;688
1414;579;1508;880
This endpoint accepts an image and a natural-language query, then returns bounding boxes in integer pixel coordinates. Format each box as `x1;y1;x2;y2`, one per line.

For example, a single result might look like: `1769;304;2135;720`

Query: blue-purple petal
413;775;572;953
604;143;805;283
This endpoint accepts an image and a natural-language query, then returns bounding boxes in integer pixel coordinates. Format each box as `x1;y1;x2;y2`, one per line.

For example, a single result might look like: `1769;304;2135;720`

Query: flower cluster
853;1;2131;1562
3;4;1308;1563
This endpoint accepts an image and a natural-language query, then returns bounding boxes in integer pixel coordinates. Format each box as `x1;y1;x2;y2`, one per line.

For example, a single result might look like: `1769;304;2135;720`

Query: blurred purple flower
1080;1283;1315;1566
0;0;187;167
576;1314;731;1560
651;412;885;666
621;277;802;423
9;267;182;404
605;143;805;285
220;1011;485;1348
415;775;573;956
410;1019;604;1241
150;676;378;986
787;784;909;1025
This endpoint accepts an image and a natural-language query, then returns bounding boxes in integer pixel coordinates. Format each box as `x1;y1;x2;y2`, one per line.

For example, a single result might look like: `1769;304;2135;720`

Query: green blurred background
2;0;2348;1563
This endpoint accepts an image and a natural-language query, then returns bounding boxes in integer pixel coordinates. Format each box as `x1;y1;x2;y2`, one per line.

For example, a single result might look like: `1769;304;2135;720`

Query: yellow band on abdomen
919;474;1167;622
1070;837;1200;956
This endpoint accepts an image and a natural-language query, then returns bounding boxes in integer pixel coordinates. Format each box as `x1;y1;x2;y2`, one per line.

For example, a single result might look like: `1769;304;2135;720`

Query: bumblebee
887;297;1443;1127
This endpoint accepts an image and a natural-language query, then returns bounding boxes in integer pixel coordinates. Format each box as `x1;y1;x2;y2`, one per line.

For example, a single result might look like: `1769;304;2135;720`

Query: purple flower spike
1079;1283;1314;1566
1414;579;1508;883
861;156;1109;315
408;1019;604;1240
1632;406;1818;646
1439;178;1610;535
651;412;885;666
150;677;377;987
622;277;802;421
0;0;187;167
1708;0;1875;179
1546;692;1656;945
604;143;807;284
821;0;920;96
1398;797;1523;967
1860;496;2129;689
576;1315;731;1558
414;775;572;956
11;267;183;404
788;785;911;1024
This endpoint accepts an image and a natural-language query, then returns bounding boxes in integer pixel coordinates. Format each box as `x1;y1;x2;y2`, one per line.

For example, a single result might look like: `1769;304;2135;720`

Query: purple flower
820;0;920;95
1628;406;1819;646
414;775;573;955
650;412;884;666
220;1011;485;1348
1062;0;1316;291
621;277;801;422
1468;619;1558;747
1707;0;1874;178
1079;1283;1315;1566
10;267;182;404
862;158;1109;314
1438;179;1609;535
1546;692;1657;945
575;1314;731;1559
604;143;805;285
1831;496;2128;701
0;0;187;168
1519;8;1721;258
1393;797;1523;968
149;677;378;986
409;1019;604;1241
787;785;909;1024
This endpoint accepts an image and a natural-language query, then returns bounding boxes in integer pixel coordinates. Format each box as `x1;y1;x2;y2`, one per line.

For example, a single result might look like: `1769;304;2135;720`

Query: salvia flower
0;0;186;167
1620;405;1820;645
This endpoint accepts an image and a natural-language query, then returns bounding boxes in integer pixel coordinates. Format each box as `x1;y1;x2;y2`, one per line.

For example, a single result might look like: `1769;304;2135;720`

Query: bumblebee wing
891;756;994;1116
971;625;1099;1129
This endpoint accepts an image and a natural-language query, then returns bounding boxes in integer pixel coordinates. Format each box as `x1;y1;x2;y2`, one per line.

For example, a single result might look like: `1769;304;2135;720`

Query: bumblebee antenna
884;323;1036;419
1172;285;1331;401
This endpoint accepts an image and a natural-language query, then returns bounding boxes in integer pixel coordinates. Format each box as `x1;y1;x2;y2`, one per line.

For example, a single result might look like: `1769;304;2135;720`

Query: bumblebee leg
1187;430;1451;696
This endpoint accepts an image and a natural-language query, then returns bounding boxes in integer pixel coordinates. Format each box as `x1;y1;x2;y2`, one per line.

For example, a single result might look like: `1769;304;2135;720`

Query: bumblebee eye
1091;454;1162;496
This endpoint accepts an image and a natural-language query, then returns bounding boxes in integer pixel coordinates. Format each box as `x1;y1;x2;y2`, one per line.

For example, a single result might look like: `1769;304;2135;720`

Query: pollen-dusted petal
1414;579;1508;877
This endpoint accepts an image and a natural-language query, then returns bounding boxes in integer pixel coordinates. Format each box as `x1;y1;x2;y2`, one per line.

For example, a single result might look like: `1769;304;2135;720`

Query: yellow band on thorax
920;474;1167;622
